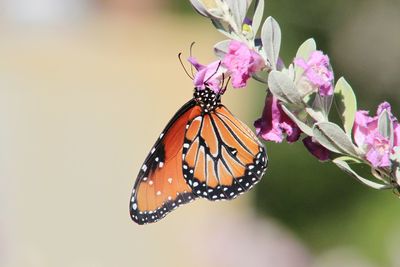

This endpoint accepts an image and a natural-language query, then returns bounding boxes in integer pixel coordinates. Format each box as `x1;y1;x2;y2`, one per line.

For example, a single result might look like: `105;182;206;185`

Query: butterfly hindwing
182;105;268;200
130;100;200;225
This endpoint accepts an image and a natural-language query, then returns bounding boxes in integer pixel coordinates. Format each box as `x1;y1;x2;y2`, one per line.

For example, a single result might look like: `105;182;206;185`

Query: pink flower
222;40;265;88
254;94;301;143
294;51;334;96
188;57;226;93
353;102;400;168
303;137;330;161
364;133;391;167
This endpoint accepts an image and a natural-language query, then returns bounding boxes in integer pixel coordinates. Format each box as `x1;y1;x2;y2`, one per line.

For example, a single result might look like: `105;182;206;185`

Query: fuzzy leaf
333;158;391;190
261;17;281;70
295;38;316;60
214;40;230;58
190;0;209;17
211;19;234;38
335;156;362;164
252;72;268;83
268;70;302;105
313;93;333;119
305;107;326;122
225;0;247;30
378;110;394;144
334;77;357;135
395;166;400;185
252;0;264;35
313;122;358;156
294;38;316;83
281;105;314;136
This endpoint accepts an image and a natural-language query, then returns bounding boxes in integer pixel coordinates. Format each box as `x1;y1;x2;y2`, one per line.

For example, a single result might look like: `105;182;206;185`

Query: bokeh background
1;0;400;266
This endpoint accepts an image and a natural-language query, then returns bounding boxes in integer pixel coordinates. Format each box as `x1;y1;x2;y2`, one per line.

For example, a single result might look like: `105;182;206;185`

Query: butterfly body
130;87;267;225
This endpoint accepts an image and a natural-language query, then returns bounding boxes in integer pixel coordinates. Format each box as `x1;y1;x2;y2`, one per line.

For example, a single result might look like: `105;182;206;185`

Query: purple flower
294;51;334;96
188;57;226;93
353;102;400;168
222;40;265;88
303;137;330;161
243;17;252;26
254;94;301;143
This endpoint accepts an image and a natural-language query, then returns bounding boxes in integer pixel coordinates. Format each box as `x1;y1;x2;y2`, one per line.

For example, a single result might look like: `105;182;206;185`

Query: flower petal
303;137;330;161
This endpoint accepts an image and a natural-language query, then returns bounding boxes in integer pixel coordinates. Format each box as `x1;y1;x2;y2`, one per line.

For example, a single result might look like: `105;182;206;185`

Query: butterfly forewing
182;105;268;200
130;100;200;225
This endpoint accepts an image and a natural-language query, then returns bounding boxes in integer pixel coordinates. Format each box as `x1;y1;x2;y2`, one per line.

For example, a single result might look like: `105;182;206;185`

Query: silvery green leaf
395;166;400;185
378;110;394;145
334;77;357;135
312;94;333;120
281;64;295;81
371;168;390;183
190;0;210;17
313;122;358;156
237;0;248;26
208;8;225;19
391;147;400;184
214;40;230;58
335;156;362;164
268;70;302;105
252;72;268;83
333;158;391;190
252;0;264;35
261;17;281;70
225;0;247;31
211;18;234;38
281;105;314;136
294;38;316;83
295;38;316;59
305;107;326;122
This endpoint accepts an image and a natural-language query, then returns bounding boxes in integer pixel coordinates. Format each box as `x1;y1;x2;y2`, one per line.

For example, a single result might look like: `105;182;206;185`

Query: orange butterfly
129;86;268;225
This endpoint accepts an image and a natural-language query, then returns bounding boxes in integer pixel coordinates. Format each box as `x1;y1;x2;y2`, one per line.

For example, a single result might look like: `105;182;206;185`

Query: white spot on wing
141;165;147;172
168;178;173;184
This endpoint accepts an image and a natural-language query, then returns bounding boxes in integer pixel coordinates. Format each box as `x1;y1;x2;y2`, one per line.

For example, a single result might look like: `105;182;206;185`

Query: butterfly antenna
204;61;222;85
221;76;231;94
189;42;196;77
178;52;194;80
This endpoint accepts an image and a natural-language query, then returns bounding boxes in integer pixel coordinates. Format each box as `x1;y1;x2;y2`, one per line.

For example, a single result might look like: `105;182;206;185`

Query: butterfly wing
182;105;268;200
130;100;201;225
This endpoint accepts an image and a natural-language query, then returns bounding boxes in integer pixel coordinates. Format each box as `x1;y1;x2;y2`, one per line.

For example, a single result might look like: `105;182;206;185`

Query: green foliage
334;77;357;135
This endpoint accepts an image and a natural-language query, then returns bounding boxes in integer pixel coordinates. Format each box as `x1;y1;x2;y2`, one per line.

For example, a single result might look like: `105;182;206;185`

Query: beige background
0;7;311;267
1;1;399;266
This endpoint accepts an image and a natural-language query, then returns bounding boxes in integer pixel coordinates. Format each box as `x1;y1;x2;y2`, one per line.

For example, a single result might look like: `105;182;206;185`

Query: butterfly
129;74;268;225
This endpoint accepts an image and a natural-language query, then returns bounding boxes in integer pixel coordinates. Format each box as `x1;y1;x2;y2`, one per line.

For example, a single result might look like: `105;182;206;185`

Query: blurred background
0;0;399;266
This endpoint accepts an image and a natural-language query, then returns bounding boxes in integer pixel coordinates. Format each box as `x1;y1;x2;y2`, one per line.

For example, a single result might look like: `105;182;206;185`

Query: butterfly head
194;87;221;113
